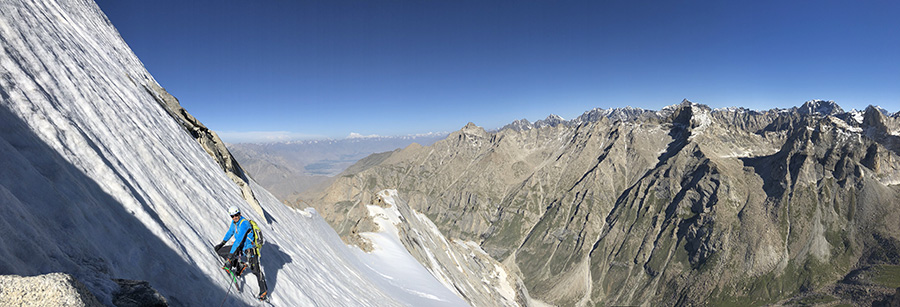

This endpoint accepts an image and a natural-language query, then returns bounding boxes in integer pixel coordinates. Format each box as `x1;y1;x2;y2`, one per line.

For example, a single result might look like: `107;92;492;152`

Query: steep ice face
0;0;463;306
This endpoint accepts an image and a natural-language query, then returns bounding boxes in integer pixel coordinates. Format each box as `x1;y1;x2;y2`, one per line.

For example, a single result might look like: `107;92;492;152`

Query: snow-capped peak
348;132;381;139
501;119;534;131
797;100;844;116
534;114;565;128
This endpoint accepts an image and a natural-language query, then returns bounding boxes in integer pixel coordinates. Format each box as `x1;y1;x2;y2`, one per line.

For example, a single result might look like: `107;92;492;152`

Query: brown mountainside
310;100;900;306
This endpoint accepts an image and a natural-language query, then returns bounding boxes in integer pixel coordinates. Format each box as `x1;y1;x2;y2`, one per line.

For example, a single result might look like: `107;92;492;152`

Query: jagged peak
534;114;565;129
460;122;488;136
869;105;891;117
500;119;533;132
545;114;564;121
658;100;712;122
797;100;844;116
675;99;711;110
500;114;567;132
512;118;532;125
667;103;695;128
495;100;881;134
570;106;655;125
863;105;889;134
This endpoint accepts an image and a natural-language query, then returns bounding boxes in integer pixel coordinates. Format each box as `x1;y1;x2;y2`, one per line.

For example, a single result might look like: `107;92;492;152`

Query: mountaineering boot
258;291;268;301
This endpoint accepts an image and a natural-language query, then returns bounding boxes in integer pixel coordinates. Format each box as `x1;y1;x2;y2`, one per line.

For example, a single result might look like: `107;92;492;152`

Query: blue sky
96;1;900;142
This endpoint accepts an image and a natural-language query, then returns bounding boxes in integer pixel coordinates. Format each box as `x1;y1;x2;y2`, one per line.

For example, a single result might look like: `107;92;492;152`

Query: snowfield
355;190;467;306
0;0;466;306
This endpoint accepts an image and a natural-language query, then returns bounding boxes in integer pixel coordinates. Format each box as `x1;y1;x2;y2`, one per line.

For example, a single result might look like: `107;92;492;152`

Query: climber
213;206;268;301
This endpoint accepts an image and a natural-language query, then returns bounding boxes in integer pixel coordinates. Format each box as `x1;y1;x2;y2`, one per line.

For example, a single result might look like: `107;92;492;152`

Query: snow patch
353;190;468;306
851;110;864;124
363;190;521;306
829;116;862;133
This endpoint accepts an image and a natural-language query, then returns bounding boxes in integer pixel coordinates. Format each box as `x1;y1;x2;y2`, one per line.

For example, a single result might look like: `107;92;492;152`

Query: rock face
314;100;900;305
0;273;103;307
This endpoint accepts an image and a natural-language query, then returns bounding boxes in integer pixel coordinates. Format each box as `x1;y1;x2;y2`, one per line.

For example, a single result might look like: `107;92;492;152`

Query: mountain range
310;99;900;305
4;0;900;305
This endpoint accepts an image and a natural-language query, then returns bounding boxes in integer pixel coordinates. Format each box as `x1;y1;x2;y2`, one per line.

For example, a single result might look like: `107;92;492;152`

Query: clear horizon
96;1;900;143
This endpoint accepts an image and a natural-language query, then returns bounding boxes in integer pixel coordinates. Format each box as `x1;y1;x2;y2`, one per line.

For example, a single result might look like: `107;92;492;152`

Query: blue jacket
223;216;254;254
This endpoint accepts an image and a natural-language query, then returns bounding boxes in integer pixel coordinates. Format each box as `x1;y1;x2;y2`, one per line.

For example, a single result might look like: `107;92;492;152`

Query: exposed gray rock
141;81;266;220
112;279;167;307
0;273;103;307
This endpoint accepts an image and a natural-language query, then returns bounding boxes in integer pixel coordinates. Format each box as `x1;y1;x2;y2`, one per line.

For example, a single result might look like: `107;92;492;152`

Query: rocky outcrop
314;100;900;305
141;81;266;220
0;273;103;307
0;274;168;307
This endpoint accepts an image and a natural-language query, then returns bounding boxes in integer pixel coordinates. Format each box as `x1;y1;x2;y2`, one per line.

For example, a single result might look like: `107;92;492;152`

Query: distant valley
227;134;447;202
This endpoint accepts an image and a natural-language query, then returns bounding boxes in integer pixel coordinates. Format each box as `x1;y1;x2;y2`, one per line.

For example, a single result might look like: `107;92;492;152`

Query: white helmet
227;206;241;216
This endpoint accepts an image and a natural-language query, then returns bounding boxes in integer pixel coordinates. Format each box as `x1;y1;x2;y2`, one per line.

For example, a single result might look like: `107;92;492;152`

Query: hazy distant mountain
312;100;900;306
227;134;447;201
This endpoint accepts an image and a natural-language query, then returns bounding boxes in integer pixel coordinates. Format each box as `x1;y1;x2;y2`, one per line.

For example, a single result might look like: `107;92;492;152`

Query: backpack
238;219;265;256
249;219;265;248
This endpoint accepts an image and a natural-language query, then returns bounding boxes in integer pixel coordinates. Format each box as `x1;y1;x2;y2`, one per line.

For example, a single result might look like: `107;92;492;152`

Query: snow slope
361;190;523;307
0;0;465;306
349;191;468;306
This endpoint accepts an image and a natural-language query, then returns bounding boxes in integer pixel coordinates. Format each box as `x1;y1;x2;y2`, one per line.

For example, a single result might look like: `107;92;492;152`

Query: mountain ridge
498;99;897;134
312;100;900;305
